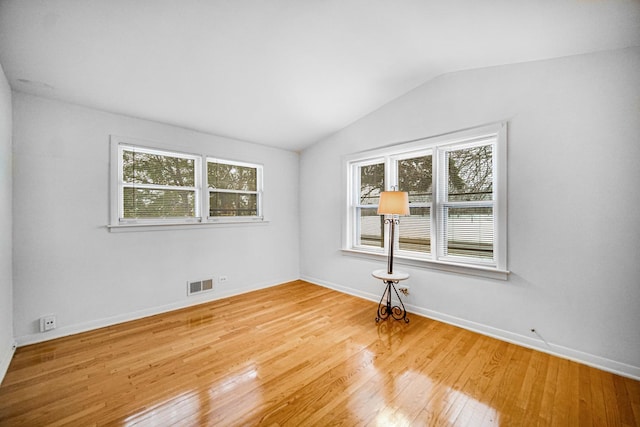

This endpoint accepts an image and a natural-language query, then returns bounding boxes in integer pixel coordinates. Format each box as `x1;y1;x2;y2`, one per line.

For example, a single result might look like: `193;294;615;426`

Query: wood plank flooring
1;280;638;426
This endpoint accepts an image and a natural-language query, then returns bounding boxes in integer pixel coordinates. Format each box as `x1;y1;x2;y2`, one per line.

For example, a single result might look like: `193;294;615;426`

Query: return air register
187;278;214;296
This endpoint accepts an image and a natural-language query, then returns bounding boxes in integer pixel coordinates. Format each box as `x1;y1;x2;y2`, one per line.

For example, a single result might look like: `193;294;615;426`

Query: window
207;158;263;219
354;160;385;249
397;152;432;254
110;136;264;227
344;123;507;278
117;145;201;223
438;143;494;261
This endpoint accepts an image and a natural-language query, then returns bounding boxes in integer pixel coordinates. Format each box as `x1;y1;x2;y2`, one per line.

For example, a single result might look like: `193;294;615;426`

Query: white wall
300;47;640;378
12;93;300;344
0;63;14;382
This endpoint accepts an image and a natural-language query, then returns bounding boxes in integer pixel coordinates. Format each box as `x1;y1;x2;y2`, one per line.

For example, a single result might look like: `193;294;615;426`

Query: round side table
372;269;410;323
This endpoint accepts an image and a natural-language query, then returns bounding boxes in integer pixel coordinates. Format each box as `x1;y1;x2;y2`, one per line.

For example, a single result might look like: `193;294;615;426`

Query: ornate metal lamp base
376;279;410;323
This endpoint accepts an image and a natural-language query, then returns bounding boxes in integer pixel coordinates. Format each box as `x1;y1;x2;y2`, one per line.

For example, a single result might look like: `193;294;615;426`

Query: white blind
356;161;385;247
120;146;199;220
398;154;432;253
437;141;495;261
207;160;261;217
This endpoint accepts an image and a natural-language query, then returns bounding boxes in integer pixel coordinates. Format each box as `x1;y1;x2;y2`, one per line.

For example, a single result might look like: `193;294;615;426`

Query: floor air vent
188;279;213;296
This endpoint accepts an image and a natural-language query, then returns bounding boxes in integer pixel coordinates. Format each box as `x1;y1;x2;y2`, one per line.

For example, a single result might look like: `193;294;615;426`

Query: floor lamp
377;189;410;274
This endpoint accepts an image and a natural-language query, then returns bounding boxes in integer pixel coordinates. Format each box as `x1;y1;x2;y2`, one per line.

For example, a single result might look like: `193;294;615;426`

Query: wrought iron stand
376;279;410;323
372;269;410;323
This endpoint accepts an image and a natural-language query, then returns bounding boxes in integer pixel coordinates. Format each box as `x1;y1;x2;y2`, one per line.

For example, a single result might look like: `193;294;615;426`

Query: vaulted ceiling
1;0;639;151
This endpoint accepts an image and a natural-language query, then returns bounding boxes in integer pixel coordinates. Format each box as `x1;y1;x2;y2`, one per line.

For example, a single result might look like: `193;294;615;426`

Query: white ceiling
1;1;639;151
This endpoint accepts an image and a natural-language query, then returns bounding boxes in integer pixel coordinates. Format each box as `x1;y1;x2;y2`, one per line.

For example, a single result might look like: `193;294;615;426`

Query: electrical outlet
40;315;56;332
219;275;228;283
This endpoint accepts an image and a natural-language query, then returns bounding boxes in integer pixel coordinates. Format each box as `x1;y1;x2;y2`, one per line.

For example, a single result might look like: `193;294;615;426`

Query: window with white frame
354;159;386;249
344;123;507;277
110;136;264;227
117;144;201;223
207;158;262;218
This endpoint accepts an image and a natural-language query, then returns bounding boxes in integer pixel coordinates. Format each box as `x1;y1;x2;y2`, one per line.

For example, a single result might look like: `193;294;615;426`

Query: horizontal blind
208;162;257;191
438;141;495;262
207;159;262;217
120;146;198;220
398;154;432;253
354;161;385;247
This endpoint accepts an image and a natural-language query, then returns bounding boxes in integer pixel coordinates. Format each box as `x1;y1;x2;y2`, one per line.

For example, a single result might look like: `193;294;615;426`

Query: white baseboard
0;338;17;385
301;275;640;381
16;277;296;347
13;275;639;381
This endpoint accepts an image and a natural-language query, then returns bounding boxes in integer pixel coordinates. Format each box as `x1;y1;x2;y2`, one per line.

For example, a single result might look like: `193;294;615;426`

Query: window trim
350;156;386;251
206;157;264;222
342;122;508;280
109;135;266;230
115;143;202;225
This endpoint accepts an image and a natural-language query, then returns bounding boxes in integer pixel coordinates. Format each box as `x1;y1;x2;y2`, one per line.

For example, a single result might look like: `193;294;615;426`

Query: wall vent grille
187;279;214;296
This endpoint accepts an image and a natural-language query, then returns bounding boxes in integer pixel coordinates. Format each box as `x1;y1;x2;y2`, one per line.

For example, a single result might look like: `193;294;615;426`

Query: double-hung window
110;136;264;228
396;151;433;254
117;145;202;224
354;159;386;249
437;142;494;262
345;123;507;279
207;158;263;219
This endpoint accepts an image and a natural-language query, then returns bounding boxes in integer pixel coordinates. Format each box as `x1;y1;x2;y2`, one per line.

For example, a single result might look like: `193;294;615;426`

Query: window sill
341;249;510;280
108;219;269;233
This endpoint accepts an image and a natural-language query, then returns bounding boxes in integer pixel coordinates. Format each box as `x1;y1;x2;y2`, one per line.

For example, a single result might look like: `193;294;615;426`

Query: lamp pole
385;216;399;274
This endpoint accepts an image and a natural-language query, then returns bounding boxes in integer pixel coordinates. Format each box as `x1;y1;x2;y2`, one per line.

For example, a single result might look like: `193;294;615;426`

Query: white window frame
109;135;266;230
351;156;386;253
392;148;434;259
206;157;264;222
343;123;508;280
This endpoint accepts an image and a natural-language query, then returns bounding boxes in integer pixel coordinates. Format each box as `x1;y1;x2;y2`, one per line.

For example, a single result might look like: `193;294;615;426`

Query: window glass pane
208;162;257;191
210;192;258;216
399;155;432;203
123;150;195;187
359;163;385;205
123;188;195;218
447;145;492;202
399;207;430;253
358;207;384;247
445;207;493;259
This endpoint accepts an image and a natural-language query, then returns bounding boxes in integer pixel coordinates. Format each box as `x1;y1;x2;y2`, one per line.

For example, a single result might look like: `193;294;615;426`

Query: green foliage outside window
208;163;257;191
208;161;260;217
356;145;494;259
122;150;196;219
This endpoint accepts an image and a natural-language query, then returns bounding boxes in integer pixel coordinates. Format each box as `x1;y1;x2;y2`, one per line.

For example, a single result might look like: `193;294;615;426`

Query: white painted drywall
0;62;14;383
12;93;300;344
300;47;640;378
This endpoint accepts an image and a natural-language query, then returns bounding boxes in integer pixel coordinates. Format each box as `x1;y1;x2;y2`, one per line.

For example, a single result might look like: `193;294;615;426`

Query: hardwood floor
1;280;638;426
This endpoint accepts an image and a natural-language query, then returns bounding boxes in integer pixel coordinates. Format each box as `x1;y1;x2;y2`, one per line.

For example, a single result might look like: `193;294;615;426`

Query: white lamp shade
377;191;410;215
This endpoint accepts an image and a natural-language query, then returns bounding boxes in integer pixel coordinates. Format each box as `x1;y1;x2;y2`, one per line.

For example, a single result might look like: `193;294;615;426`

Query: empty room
0;1;639;425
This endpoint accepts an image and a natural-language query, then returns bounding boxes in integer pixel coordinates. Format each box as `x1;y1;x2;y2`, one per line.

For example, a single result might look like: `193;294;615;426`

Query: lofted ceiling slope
1;0;639;151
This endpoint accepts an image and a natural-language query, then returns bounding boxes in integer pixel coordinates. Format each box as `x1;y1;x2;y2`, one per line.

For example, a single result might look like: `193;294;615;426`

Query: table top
372;269;410;281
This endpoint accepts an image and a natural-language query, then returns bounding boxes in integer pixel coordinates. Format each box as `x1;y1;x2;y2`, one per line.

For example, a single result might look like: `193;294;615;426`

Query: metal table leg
375;279;409;323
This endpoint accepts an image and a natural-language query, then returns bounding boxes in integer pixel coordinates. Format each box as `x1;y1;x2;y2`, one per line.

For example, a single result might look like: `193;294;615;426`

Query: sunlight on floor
123;366;262;425
214;365;259;394
435;385;499;425
375;406;412;426
366;369;502;425
123;390;200;426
